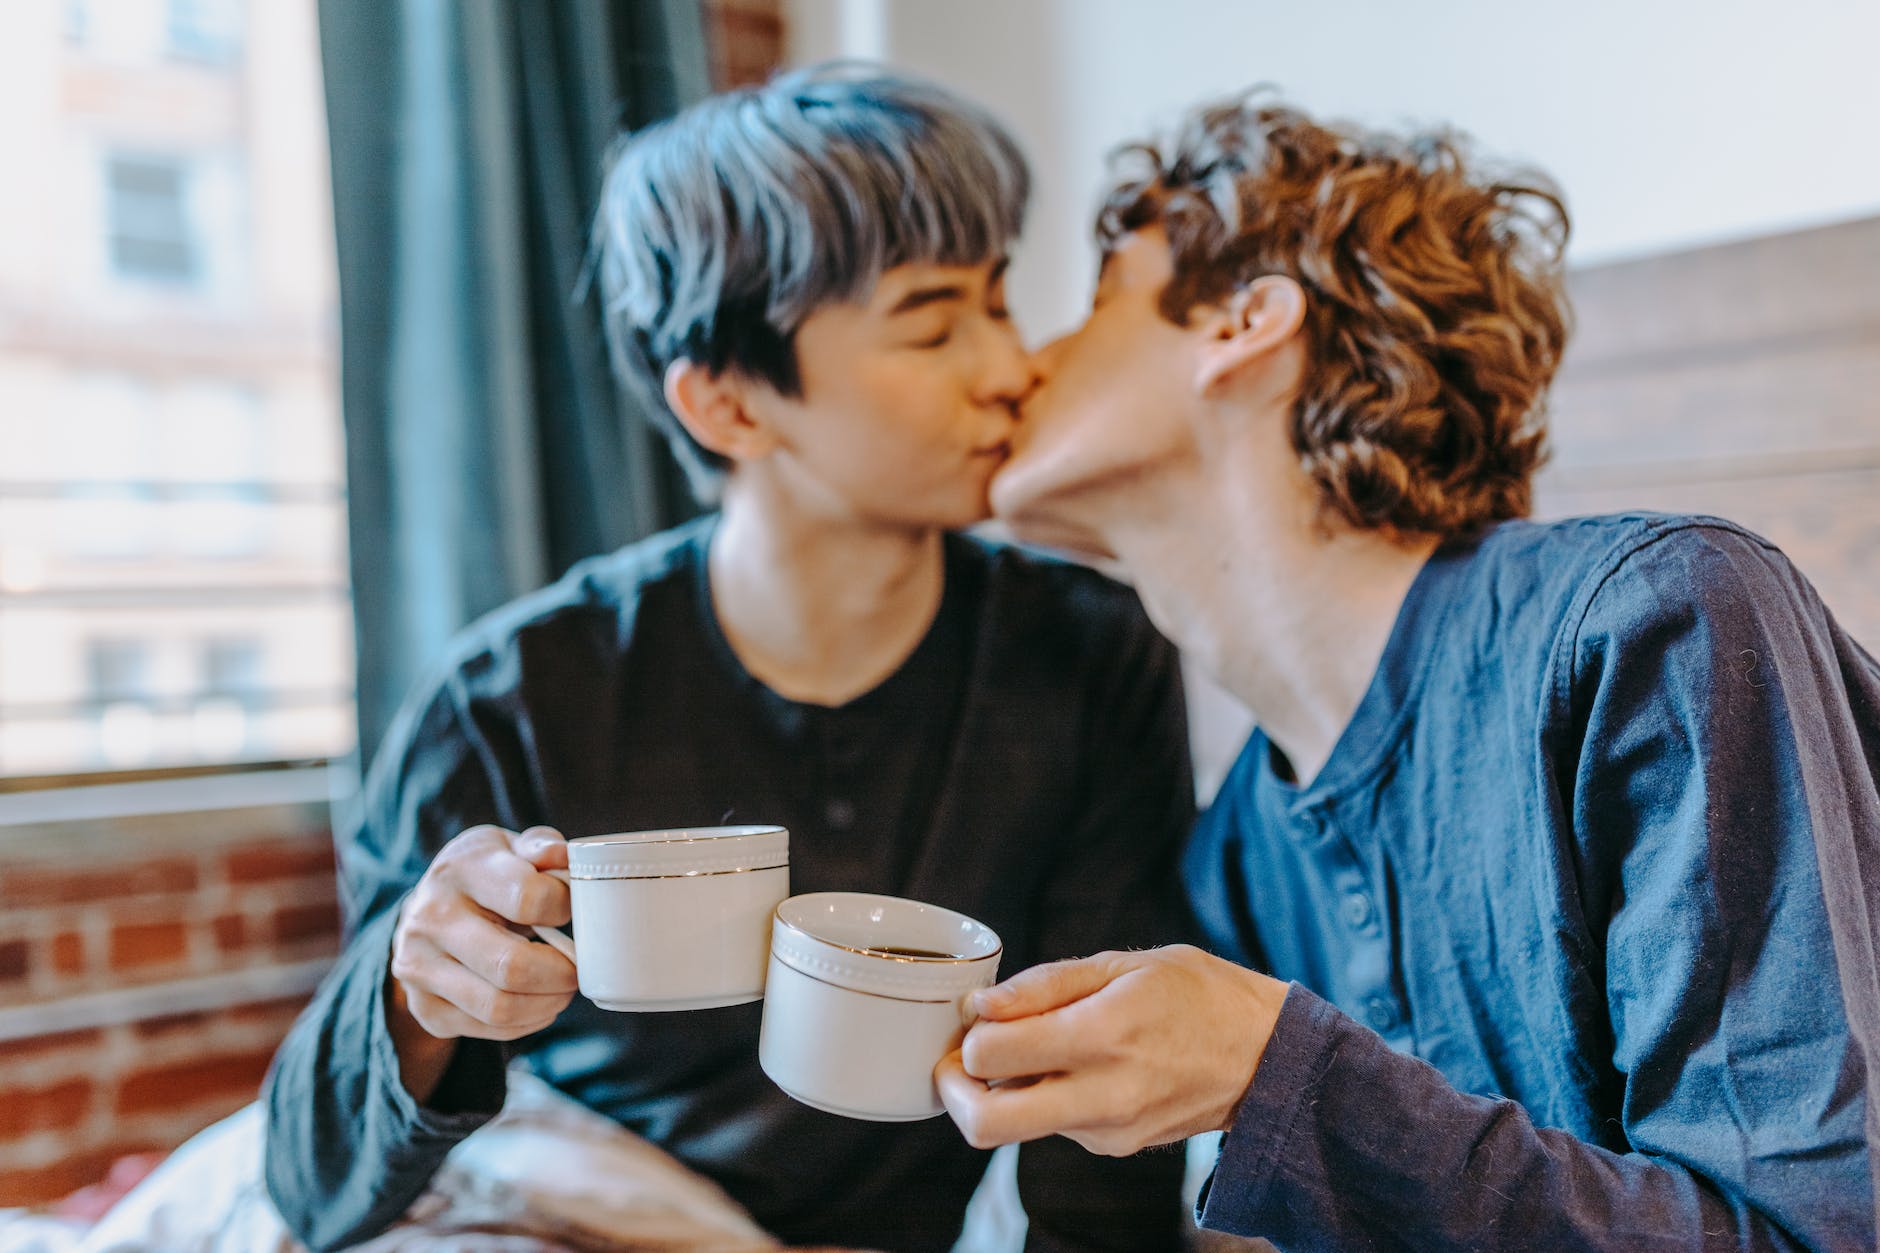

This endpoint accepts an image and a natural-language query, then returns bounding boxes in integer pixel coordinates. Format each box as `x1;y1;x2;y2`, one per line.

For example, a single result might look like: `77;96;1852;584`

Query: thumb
512;826;569;872
971;952;1130;1021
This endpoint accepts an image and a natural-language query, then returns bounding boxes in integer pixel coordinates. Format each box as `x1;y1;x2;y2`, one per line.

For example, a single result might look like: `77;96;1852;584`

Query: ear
663;360;781;463
1193;276;1307;394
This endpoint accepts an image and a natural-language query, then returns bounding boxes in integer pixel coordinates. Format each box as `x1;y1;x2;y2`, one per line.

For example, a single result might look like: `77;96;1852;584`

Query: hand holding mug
935;944;1289;1156
387;825;578;1098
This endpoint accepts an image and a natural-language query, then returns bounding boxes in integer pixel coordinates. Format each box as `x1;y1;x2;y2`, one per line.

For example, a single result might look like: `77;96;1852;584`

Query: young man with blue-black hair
263;65;1193;1252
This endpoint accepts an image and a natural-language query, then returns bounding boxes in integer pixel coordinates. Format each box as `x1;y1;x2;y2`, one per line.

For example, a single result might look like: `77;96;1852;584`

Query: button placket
1314;806;1411;1044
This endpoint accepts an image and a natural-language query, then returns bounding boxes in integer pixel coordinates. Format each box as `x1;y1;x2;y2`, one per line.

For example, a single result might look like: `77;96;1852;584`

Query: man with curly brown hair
937;92;1880;1249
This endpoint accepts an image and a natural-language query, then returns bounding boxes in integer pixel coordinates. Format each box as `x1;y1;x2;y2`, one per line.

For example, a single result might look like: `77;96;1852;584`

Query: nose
973;317;1041;409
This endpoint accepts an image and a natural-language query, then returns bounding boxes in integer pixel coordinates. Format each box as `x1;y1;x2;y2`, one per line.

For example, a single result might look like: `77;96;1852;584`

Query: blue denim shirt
1186;514;1878;1250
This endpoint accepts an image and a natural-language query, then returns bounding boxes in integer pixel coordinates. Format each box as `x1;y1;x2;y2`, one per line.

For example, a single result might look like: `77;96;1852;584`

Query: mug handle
530;868;576;964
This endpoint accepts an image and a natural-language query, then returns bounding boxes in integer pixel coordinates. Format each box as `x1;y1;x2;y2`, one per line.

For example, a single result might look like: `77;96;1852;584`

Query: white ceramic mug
531;825;789;1012
758;892;1002;1121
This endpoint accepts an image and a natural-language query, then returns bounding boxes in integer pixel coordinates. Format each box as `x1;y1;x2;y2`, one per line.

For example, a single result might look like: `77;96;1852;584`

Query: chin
991;493;1116;561
910;493;993;534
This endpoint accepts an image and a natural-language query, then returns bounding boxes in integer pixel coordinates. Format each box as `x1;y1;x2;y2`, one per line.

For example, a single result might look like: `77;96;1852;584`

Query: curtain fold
317;0;709;767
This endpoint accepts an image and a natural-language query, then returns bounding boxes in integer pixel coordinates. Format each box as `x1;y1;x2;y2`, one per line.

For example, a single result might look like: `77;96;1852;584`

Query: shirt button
824;798;856;831
1363;995;1400;1033
1340;892;1374;930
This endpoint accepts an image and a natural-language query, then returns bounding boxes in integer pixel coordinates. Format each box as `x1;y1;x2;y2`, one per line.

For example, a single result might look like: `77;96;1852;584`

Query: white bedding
0;1073;785;1253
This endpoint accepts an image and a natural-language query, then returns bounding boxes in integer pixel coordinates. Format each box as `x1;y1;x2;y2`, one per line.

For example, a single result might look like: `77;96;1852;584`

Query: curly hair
1098;91;1572;536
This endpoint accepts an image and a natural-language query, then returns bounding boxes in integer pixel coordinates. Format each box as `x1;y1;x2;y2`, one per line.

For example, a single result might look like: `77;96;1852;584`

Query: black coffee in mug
870;945;962;959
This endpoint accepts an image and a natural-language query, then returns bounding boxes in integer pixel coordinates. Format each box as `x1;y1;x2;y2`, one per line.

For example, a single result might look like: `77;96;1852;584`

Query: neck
708;486;946;707
1106;468;1438;788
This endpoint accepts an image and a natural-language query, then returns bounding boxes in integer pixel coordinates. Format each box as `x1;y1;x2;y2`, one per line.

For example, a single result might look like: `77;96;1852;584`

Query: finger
959;1008;1102;1081
940;1062;1102;1150
432;906;578;994
935;1051;1023;1150
971;952;1129;1021
513;826;570;872
450;844;571;927
402;937;573;1037
401;984;485;1042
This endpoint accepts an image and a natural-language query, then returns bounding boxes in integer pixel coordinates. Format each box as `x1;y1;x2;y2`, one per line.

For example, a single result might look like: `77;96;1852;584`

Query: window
86;638;153;706
106;155;198;284
86;638;156;769
167;0;243;64
0;0;353;783
201;636;264;704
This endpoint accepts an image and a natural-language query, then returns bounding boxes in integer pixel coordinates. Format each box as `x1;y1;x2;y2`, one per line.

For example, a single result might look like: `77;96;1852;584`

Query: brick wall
703;0;784;89
0;802;339;1208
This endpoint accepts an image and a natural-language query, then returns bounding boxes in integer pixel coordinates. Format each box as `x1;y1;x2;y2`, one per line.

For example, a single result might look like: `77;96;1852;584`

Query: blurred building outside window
0;0;355;782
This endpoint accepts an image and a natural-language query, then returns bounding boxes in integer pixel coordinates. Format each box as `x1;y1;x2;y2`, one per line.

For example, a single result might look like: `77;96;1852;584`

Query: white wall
787;0;1880;792
788;0;1880;340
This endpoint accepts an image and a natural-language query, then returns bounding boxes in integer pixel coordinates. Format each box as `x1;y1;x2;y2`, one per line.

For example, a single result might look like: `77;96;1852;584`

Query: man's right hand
386;825;579;1100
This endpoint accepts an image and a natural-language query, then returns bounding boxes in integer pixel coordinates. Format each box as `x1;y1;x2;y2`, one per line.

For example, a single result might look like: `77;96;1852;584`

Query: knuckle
468;986;505;1026
404;889;467;940
506;876;541;923
438;825;497;867
489;990;530;1027
489;942;519;990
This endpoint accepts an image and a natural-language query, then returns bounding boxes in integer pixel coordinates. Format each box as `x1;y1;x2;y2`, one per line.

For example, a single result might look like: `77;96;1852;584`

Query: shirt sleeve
1018;598;1198;1252
1197;525;1874;1249
262;663;521;1251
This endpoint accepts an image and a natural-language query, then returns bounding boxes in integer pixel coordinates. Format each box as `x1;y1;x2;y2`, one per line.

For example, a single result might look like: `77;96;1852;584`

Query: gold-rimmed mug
531;825;789;1012
758;891;1002;1120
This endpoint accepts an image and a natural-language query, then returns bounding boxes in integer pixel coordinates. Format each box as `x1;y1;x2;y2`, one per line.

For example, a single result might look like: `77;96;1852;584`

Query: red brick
270;901;340;946
0;938;26;983
133;1010;213;1039
1;857;197;907
0;1141;165;1208
108;920;189;970
51;931;86;976
222;840;335;885
228;996;311;1028
212;912;247;952
0;1078;92;1137
0;1027;104;1062
114;1048;275;1116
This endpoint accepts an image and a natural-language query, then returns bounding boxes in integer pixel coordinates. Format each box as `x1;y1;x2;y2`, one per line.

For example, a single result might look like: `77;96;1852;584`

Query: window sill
0;763;349;858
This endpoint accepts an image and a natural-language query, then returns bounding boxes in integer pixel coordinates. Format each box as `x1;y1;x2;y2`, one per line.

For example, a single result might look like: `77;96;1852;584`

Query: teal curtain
317;0;708;765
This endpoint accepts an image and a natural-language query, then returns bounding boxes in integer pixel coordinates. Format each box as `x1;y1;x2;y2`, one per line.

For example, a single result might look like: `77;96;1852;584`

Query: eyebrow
886;258;1011;315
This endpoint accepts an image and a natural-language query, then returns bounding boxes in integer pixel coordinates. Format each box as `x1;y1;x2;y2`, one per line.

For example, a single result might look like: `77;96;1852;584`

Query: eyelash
912;302;1009;349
